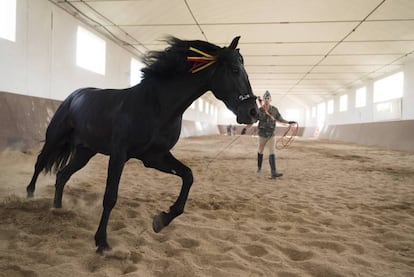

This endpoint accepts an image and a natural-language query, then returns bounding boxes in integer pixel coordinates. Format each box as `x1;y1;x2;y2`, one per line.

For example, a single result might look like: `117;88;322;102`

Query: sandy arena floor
0;135;413;277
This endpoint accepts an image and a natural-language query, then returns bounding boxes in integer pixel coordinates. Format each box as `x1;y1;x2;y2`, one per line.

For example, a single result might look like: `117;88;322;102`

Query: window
355;87;366;108
76;26;106;75
205;102;209;114
210;104;215;115
327;99;334;114
198;99;203;112
317;102;326;128
311;106;316;118
285;109;300;122
339;94;348;112
373;72;404;103
373;99;401;121
376;102;394;113
0;0;16;42
130;58;144;86
306;109;310;121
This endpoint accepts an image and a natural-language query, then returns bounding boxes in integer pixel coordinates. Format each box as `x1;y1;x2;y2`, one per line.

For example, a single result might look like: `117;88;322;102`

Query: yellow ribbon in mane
187;47;217;73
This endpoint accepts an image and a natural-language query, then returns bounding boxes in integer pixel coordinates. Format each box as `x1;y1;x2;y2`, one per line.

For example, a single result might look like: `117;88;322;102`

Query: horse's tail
40;93;77;174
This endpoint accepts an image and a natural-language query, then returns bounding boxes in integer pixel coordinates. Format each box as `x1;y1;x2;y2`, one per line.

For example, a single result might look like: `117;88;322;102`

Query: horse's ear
229;36;241;49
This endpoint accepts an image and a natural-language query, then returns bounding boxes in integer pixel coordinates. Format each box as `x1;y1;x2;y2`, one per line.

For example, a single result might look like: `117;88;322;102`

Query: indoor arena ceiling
51;0;414;108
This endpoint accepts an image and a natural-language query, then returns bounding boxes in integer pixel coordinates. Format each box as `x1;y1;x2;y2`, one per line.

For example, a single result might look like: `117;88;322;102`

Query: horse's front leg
95;152;126;254
144;152;193;233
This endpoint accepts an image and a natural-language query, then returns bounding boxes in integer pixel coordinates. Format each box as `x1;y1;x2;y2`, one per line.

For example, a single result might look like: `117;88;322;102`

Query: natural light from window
76;26;106;75
0;0;16;42
210;104;215;115
130;58;144;86
339;94;348;112
373;72;404;103
285;109;300;122
317;102;326;129
355;87;366;108
376;102;393;113
327;99;334;114
198;99;203;112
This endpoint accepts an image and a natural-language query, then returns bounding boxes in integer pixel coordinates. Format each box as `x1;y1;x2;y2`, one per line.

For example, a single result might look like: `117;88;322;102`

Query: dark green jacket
258;106;283;138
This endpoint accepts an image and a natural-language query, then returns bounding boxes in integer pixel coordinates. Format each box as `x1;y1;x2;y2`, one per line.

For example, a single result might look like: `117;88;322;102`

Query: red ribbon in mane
187;47;217;73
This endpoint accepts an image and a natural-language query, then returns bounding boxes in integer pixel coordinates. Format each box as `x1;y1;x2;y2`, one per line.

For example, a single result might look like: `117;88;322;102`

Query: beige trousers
258;136;275;155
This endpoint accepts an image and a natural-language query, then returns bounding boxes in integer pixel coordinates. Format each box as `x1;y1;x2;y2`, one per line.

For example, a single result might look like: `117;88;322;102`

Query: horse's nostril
250;108;258;116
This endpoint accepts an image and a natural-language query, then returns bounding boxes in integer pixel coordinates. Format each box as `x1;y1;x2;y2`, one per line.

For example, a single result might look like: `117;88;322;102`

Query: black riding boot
257;153;263;175
269;154;283;179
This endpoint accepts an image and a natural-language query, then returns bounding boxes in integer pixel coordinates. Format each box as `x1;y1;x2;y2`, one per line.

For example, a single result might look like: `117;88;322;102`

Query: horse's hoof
53;202;62;209
27;192;34;198
152;212;168;233
96;244;111;255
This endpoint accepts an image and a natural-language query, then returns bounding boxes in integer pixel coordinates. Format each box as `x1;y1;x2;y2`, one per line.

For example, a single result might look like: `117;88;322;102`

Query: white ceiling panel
87;0;194;25
202;22;356;43
245;65;313;73
311;65;392;73
249;73;305;79
347;21;414;41
305;72;359;80
115;25;202;44
368;0;414;20
244;55;321;66
240;42;335;56
319;54;401;65
331;41;414;55
189;0;382;22
51;0;414;108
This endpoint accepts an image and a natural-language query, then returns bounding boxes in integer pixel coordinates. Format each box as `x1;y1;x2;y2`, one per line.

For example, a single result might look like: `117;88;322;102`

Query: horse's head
143;36;259;124
207;37;259;124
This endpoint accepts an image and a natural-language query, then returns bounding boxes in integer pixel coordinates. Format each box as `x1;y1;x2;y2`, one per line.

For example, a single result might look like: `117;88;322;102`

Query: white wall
183;91;219;123
0;0;131;100
403;61;414;120
217;96;307;126
3;0;413;128
0;0;218;126
324;83;375;126
317;60;414;128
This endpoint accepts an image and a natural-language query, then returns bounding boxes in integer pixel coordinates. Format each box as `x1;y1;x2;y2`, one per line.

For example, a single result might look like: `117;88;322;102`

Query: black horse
26;36;258;253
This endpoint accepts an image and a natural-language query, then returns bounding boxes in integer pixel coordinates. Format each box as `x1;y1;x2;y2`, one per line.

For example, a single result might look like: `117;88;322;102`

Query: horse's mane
141;37;221;79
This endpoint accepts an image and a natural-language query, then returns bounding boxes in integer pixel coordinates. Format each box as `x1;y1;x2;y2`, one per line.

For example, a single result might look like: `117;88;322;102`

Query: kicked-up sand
0;135;413;277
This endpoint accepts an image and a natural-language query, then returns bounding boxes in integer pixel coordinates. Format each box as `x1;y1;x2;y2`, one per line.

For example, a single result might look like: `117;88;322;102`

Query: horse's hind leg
53;146;96;208
27;145;51;197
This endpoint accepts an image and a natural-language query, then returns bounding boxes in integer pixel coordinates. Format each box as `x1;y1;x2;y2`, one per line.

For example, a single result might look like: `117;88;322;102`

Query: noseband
239;94;256;102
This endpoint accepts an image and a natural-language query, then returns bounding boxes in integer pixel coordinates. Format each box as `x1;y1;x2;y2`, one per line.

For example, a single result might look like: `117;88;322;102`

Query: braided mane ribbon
187;47;217;73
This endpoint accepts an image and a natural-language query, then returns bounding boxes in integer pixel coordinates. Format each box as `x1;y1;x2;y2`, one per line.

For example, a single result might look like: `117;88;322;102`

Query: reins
276;123;299;150
206;135;241;168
